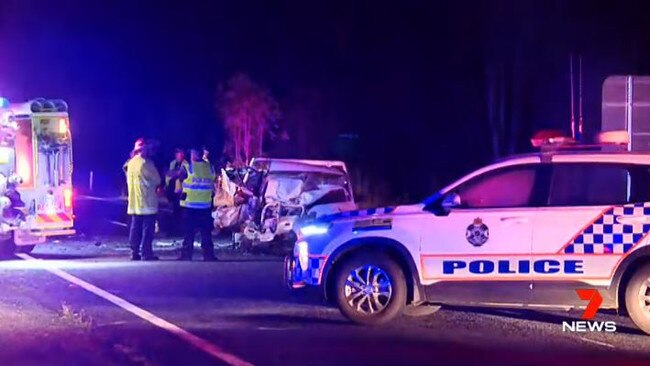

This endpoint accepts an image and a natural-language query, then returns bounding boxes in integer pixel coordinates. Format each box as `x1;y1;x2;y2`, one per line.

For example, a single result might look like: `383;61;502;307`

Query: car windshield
267;171;352;202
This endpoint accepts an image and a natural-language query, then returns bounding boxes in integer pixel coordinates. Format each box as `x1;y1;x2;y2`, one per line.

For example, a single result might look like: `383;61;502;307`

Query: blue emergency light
0;98;9;108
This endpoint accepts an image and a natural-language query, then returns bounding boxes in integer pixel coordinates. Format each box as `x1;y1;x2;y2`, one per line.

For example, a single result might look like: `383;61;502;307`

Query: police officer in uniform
178;148;217;261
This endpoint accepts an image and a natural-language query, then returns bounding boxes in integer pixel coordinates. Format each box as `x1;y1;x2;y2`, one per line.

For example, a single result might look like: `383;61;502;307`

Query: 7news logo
562;289;617;333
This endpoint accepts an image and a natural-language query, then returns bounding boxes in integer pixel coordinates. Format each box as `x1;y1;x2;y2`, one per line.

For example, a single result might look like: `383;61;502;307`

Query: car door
530;162;650;307
421;163;545;305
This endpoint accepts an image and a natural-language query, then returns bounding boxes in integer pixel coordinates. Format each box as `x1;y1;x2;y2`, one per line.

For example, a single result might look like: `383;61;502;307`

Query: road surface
1;237;650;366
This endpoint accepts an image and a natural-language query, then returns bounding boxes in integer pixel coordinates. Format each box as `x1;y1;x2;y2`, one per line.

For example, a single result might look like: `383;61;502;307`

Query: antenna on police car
570;54;576;140
578;55;584;141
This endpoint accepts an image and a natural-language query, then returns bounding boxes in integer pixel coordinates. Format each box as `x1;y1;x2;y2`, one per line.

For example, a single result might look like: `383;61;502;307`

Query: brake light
64;189;72;208
58;118;68;134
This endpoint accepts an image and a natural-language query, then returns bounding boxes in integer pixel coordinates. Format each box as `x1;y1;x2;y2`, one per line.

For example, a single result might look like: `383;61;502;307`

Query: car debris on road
214;158;356;254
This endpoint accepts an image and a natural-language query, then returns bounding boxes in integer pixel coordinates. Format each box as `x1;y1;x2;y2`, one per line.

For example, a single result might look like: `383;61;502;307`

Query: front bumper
284;256;305;289
284;254;326;289
14;228;76;245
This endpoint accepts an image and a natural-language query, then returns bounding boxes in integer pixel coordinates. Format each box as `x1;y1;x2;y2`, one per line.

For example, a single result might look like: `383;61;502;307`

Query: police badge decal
466;217;489;246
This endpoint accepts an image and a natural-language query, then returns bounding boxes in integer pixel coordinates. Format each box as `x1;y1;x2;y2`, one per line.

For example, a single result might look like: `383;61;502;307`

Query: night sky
1;0;650;202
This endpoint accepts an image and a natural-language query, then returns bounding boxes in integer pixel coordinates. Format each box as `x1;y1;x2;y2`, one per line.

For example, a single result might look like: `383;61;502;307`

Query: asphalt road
2;237;650;366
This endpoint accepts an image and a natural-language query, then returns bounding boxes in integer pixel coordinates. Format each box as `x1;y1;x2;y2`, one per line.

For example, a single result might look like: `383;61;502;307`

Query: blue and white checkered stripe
305;257;325;284
293;256;326;285
564;202;650;254
320;207;395;222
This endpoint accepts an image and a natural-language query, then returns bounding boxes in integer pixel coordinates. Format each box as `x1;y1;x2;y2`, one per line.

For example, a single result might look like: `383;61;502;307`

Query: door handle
616;215;648;225
500;216;529;225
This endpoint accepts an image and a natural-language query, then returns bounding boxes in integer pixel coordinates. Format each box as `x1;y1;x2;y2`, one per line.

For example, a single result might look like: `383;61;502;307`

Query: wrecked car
213;158;356;252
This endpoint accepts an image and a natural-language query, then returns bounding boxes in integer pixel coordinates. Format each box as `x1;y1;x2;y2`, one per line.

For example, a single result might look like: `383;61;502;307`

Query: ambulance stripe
58;213;71;221
36;213;73;223
38;214;55;223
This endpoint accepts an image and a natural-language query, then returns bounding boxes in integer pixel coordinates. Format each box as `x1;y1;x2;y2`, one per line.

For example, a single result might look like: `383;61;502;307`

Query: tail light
58;118;68;134
64;189;72;209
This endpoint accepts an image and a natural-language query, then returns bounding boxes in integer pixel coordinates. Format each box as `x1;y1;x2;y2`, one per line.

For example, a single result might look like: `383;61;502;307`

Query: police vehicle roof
497;150;650;165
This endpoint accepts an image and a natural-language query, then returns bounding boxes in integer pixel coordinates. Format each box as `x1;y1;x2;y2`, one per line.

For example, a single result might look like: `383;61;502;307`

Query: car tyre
15;245;35;254
0;237;15;257
334;252;406;325
625;264;650;335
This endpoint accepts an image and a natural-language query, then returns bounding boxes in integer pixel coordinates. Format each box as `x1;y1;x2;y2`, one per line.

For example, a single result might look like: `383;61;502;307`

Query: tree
217;73;281;166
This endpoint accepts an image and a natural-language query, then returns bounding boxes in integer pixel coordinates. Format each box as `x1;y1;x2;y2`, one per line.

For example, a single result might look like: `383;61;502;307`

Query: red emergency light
530;130;574;148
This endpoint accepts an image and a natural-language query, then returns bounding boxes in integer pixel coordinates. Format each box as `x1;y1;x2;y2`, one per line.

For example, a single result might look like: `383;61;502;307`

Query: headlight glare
297;240;309;271
300;224;329;237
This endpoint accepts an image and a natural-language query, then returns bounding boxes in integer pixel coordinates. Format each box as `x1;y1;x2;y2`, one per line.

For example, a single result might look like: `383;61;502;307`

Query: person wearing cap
122;138;146;174
178;147;217;261
165;148;189;235
126;138;161;261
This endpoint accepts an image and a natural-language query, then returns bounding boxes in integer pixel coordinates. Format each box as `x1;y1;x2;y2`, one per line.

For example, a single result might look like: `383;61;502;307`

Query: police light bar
531;129;629;152
530;130;575;148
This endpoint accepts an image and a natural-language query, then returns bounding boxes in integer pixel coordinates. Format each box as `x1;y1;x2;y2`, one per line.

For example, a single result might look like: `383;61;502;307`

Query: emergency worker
202;146;210;164
126;139;161;261
123;138;145;174
178;148;217;261
165;148;189;234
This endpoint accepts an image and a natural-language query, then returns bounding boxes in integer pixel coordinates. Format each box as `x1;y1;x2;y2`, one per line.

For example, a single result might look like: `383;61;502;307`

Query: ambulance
0;98;75;254
285;132;650;335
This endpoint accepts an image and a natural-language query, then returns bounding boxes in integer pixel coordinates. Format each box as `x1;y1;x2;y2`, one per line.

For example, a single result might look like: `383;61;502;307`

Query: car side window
455;165;538;208
548;163;650;206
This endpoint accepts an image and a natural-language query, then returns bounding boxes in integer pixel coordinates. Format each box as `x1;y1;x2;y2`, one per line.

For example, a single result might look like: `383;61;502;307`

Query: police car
285;136;650;334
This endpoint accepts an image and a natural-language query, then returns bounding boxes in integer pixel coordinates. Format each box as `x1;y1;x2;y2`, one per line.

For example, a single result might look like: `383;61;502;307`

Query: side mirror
441;193;461;210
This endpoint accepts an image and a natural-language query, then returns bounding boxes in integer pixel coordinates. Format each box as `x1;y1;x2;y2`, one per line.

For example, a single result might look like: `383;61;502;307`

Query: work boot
131;254;142;261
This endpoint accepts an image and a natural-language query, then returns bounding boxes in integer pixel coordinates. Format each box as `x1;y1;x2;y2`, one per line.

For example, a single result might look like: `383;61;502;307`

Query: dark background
1;0;649;202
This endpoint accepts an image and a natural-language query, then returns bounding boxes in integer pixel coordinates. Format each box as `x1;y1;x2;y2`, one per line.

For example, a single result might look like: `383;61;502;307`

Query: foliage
217;73;281;166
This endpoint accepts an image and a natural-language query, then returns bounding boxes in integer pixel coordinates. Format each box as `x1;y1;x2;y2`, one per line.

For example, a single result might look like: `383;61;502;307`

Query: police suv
285;141;650;334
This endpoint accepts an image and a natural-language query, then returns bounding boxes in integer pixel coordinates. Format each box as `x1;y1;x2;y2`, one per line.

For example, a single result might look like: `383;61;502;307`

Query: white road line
17;254;253;366
108;220;129;227
576;335;615;349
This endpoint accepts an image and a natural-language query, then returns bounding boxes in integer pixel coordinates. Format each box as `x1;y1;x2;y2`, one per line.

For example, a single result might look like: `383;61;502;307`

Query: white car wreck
213;158;356;251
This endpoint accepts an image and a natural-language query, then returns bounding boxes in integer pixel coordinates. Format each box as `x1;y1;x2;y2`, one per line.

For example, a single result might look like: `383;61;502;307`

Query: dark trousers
129;214;156;257
167;192;183;235
181;207;215;258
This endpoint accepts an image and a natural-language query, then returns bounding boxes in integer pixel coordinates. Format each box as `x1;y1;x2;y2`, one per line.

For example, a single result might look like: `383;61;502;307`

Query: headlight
299;224;329;237
297;240;309;271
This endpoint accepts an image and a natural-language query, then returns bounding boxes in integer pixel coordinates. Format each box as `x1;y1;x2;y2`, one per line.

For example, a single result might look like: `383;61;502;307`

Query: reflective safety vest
180;161;215;209
126;155;161;215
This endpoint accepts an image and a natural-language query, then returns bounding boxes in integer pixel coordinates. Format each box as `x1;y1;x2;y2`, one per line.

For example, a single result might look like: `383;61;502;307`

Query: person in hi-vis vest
178;148;217;261
126;139;161;261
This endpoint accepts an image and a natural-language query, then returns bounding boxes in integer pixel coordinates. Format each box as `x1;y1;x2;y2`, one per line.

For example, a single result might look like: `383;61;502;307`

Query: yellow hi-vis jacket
180;161;215;209
127;155;161;215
